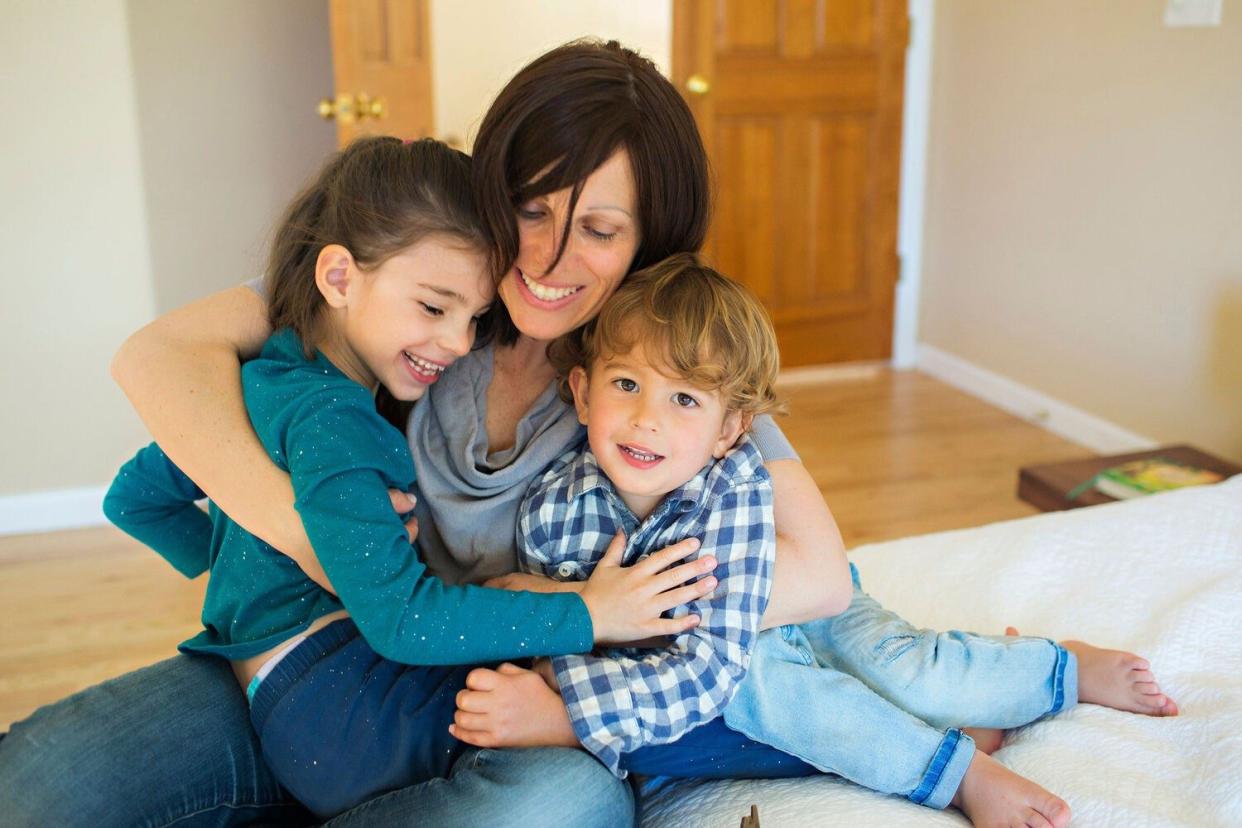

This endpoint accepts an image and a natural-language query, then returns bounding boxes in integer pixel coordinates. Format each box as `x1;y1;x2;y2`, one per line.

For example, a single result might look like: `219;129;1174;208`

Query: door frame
892;0;934;369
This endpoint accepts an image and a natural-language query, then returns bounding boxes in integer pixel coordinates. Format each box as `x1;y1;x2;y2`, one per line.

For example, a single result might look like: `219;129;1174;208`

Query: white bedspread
639;475;1242;827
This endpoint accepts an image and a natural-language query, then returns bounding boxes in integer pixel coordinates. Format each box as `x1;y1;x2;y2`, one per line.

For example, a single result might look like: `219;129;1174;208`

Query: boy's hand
483;572;583;594
451;663;579;749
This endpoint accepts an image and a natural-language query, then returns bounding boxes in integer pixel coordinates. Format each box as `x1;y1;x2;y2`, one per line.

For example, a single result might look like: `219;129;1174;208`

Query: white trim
777;361;885;387
892;0;935;369
917;344;1158;455
0;486;109;537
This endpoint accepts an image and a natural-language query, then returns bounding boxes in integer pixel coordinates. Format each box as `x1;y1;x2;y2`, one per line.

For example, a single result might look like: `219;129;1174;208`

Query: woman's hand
451;662;579;749
579;531;717;645
483;572;582;594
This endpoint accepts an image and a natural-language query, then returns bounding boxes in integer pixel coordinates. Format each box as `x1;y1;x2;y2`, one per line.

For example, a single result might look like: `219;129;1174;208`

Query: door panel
327;0;433;146
675;0;907;366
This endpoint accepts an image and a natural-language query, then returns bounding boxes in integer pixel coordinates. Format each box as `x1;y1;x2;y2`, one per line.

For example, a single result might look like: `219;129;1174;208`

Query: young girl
102;136;714;819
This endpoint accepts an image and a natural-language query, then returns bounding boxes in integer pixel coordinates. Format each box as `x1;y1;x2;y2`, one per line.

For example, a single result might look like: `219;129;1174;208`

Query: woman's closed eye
419;302;445;318
583;223;617;241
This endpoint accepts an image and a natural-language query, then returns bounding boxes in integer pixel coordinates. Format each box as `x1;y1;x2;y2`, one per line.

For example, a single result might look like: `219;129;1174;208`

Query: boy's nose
630;400;660;432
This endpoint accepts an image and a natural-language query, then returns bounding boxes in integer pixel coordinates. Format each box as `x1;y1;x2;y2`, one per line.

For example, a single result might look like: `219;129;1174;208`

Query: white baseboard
916;344;1158;455
0;486;109;537
777;361;886;387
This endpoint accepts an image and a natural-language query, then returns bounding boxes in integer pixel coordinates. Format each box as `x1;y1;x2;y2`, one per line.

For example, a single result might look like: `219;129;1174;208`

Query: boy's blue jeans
725;565;1077;809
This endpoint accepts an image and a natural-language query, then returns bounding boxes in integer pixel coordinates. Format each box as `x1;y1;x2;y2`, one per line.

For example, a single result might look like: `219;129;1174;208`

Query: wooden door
325;0;433;146
674;0;908;367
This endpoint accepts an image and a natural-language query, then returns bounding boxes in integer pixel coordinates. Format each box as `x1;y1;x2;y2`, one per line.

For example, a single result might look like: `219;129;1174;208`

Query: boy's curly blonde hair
549;253;784;419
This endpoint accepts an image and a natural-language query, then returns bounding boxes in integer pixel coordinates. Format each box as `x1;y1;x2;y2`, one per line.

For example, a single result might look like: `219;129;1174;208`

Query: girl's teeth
404;353;443;374
521;271;580;301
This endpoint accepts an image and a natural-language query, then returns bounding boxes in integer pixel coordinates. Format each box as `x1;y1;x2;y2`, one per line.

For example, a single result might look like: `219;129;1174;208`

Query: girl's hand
483;572;583;594
451;663;579;749
579;531;717;645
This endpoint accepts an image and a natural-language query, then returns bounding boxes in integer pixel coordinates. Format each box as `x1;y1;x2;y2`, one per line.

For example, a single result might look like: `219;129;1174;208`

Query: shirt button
557;562;577;578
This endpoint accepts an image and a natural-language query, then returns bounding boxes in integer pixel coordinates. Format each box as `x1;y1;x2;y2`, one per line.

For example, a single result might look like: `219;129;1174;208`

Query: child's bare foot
1062;640;1179;716
952;751;1070;828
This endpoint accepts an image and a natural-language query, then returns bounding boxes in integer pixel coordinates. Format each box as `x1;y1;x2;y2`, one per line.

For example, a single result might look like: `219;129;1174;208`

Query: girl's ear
315;244;355;308
566;366;591;426
712;410;749;459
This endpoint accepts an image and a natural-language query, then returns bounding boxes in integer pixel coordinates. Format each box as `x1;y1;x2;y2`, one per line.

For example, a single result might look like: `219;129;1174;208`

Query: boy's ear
315;244;355;309
566;366;590;426
712;410;749;459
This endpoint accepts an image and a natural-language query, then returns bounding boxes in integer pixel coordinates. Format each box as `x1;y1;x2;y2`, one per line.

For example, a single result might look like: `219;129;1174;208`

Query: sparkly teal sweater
103;328;593;663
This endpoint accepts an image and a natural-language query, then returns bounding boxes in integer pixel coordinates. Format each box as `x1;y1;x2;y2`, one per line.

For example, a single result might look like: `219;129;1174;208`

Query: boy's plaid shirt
516;435;775;776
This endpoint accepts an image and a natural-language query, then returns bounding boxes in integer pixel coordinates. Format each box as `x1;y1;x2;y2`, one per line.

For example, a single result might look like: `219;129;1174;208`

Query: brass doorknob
317;93;386;123
685;74;711;95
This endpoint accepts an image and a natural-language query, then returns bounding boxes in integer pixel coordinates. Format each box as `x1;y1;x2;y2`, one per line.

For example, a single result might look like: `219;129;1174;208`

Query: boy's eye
419;302;444;317
673;392;699;408
612;378;638;393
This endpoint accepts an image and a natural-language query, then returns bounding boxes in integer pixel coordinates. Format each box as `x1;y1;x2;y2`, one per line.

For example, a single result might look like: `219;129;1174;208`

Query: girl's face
324;235;493;401
498;149;640;342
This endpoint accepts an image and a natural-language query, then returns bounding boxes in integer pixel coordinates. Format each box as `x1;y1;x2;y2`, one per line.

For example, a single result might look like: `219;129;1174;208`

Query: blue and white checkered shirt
516;435;775;776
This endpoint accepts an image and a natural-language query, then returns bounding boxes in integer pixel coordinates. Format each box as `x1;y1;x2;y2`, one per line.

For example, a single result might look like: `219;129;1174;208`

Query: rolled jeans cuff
1050;642;1078;715
909;728;975;810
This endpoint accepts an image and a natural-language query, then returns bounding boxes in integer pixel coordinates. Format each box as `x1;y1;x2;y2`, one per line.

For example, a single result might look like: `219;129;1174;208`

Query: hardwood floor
0;368;1093;730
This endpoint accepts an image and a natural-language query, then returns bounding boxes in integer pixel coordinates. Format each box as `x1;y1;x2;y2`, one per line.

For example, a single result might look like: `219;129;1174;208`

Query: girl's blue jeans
724;565;1077;809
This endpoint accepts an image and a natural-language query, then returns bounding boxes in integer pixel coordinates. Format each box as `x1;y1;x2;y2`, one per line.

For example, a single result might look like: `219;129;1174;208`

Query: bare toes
1020;807;1052;828
1130;669;1156;684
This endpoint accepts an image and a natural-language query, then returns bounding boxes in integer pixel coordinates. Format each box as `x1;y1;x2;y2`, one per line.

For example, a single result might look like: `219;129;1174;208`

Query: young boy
453;254;1177;828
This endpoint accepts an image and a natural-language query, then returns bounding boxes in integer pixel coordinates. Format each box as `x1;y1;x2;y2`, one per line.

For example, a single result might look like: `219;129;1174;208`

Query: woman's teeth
404;352;444;374
520;270;581;301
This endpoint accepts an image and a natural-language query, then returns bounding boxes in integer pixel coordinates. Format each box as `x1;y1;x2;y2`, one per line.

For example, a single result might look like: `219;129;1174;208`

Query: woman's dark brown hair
471;39;711;344
266;136;491;353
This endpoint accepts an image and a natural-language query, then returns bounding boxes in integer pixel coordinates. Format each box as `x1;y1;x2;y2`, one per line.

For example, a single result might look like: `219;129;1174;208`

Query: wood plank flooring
0;368;1094;730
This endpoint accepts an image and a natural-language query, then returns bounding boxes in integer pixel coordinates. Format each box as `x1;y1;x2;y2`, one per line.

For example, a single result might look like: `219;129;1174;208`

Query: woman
0;40;849;826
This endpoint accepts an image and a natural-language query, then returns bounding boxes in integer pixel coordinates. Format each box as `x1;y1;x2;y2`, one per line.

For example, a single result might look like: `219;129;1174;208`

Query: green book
1068;457;1224;502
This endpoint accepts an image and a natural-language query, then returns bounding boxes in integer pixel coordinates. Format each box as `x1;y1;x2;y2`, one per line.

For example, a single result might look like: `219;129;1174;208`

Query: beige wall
0;1;336;502
0;1;155;496
431;0;672;149
127;1;337;313
920;1;1242;463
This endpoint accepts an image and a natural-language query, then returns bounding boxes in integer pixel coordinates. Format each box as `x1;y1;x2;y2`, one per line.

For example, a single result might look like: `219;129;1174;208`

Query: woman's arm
110;286;328;586
761;458;853;628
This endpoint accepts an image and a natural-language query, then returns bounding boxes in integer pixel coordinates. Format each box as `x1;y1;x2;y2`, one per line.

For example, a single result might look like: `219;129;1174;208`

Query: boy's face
568;343;745;520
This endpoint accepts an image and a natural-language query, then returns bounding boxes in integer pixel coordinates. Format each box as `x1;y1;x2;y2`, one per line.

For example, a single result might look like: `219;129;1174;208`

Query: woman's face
498;148;640;342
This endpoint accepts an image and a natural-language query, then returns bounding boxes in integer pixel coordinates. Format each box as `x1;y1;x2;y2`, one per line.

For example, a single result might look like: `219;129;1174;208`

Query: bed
639;474;1242;827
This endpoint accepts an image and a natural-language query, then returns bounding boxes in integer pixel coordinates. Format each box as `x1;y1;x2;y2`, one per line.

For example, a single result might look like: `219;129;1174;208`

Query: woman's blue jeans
0;654;634;828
